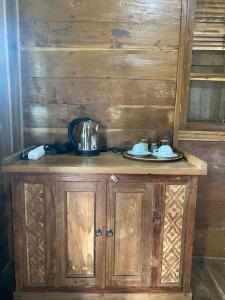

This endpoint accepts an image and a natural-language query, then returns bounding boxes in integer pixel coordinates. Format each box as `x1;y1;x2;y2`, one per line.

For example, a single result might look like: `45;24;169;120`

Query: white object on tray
28;145;46;160
153;145;177;158
128;143;151;156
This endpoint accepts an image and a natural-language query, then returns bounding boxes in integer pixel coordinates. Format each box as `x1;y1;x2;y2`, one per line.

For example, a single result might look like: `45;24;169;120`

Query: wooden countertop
1;151;207;175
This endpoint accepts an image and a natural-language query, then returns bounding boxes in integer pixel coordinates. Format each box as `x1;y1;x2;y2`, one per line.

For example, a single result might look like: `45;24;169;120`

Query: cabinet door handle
110;175;119;183
106;228;113;237
95;227;102;237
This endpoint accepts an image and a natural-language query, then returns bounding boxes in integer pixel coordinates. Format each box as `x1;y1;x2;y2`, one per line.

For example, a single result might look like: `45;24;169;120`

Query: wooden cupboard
11;173;198;299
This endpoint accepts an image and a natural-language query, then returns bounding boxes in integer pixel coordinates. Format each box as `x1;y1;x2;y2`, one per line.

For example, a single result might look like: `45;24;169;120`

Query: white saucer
127;150;152;157
153;153;178;159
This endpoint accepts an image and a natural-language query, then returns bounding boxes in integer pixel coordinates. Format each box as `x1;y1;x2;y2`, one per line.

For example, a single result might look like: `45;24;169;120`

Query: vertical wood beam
173;0;196;147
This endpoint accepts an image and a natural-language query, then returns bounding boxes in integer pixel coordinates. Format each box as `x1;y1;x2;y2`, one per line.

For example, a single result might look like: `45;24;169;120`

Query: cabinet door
106;182;152;287
54;181;106;287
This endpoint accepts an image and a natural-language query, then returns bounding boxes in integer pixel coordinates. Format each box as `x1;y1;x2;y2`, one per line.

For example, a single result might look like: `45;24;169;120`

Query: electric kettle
68;118;101;156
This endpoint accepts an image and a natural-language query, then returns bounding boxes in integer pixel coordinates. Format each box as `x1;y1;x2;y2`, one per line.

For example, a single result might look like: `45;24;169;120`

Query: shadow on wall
0;185;15;300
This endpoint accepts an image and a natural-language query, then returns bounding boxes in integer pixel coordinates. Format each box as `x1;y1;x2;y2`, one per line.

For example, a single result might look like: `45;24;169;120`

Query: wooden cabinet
12;173;197;299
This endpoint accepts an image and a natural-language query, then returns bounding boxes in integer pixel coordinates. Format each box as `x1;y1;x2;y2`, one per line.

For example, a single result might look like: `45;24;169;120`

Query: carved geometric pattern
24;183;45;285
161;185;185;284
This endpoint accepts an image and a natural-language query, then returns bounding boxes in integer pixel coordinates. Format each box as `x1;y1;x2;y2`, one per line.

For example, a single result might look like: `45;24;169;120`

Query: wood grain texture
19;0;181;23
22;103;174;129
173;0;195;142
20;21;180;50
190;73;225;80
179;130;225;142
186;122;225;131
12;178;26;291
114;192;143;276
22;78;176;106
54;181;106;287
44;182;57;287
11;173;200;295
24;183;45;286
17;0;185;146
188;81;224;123
191;257;225;300
23;128;172;148
193;0;225;50
179;140;225;257
106;182;151;287
13;292;192;300
192;51;225;68
21;50;178;80
67;191;95;277
2;152;207;176
182;177;198;292
151;184;165;287
188;50;225;124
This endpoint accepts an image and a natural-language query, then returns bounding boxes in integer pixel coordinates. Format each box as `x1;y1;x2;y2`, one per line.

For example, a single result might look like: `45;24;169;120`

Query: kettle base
75;149;100;157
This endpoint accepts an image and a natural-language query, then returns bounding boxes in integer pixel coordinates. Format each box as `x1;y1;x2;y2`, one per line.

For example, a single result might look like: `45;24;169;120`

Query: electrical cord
19;142;129;160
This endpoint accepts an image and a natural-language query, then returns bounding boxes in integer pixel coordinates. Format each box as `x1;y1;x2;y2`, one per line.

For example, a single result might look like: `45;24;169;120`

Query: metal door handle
110;175;119;183
106;228;113;237
95;227;102;237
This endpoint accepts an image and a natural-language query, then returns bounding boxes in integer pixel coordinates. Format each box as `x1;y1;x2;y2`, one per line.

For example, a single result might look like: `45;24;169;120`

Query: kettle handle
68;118;91;148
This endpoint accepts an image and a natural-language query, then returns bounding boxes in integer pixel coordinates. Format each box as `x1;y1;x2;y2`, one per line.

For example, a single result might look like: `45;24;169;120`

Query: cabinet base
14;292;192;300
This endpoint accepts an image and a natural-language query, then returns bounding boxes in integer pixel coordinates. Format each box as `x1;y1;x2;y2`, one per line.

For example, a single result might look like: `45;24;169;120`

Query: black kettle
68;118;101;156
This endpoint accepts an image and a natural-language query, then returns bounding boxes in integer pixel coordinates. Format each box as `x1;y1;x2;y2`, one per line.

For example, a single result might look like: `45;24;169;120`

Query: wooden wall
18;0;183;147
179;141;225;258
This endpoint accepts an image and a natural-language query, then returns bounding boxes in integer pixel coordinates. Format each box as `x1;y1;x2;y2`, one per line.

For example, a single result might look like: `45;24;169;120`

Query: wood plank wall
19;0;183;147
179;141;225;258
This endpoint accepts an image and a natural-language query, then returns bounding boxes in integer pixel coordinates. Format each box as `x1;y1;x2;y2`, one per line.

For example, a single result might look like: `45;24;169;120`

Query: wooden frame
174;0;225;144
13;292;192;300
173;0;196;146
179;130;225;142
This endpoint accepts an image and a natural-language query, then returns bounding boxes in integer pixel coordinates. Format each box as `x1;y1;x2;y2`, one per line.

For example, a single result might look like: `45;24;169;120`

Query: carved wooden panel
114;192;143;276
66;191;95;277
161;185;185;284
24;183;45;285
